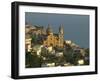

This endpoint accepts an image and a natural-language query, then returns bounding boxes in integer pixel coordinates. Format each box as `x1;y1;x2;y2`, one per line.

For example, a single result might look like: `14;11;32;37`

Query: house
32;45;43;56
25;34;32;52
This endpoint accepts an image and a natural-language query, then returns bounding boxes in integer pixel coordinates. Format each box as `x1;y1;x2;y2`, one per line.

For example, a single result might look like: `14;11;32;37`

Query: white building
65;40;72;44
25;38;32;52
32;45;43;56
56;52;63;57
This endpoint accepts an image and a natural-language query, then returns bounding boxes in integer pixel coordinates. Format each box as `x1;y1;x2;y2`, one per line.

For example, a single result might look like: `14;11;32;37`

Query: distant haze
25;12;89;48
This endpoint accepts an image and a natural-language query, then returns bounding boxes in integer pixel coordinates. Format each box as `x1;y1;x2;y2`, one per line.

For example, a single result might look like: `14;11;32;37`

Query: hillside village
25;24;89;68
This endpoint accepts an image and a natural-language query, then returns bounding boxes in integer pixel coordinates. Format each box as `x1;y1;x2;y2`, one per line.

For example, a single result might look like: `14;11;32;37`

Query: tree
84;48;89;65
41;47;48;57
25;51;42;68
72;52;83;65
63;44;73;64
31;34;37;44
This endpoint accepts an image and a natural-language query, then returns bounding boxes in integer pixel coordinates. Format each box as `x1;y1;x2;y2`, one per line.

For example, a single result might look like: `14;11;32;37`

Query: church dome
46;24;53;34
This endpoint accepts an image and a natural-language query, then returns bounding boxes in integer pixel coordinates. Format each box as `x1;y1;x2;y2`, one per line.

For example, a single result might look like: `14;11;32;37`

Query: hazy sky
25;12;89;48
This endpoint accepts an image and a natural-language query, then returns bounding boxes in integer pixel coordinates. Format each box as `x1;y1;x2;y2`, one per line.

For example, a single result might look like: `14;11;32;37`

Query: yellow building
43;24;64;47
43;34;59;47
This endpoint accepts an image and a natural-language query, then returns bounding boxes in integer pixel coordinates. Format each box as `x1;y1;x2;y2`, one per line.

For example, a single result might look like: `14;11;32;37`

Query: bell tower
59;24;64;47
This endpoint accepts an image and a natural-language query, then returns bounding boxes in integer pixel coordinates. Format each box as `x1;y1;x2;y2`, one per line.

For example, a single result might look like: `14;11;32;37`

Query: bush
25;52;42;68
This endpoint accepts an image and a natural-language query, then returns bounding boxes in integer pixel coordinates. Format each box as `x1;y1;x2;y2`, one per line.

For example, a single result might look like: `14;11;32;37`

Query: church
42;24;64;47
25;24;64;52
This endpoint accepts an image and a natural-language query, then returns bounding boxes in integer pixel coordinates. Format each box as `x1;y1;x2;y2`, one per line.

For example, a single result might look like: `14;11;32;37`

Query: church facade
43;24;64;47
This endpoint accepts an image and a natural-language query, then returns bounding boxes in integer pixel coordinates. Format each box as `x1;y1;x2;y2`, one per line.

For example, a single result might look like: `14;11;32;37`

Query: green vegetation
25;52;42;68
84;48;89;65
63;44;73;64
25;43;89;68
